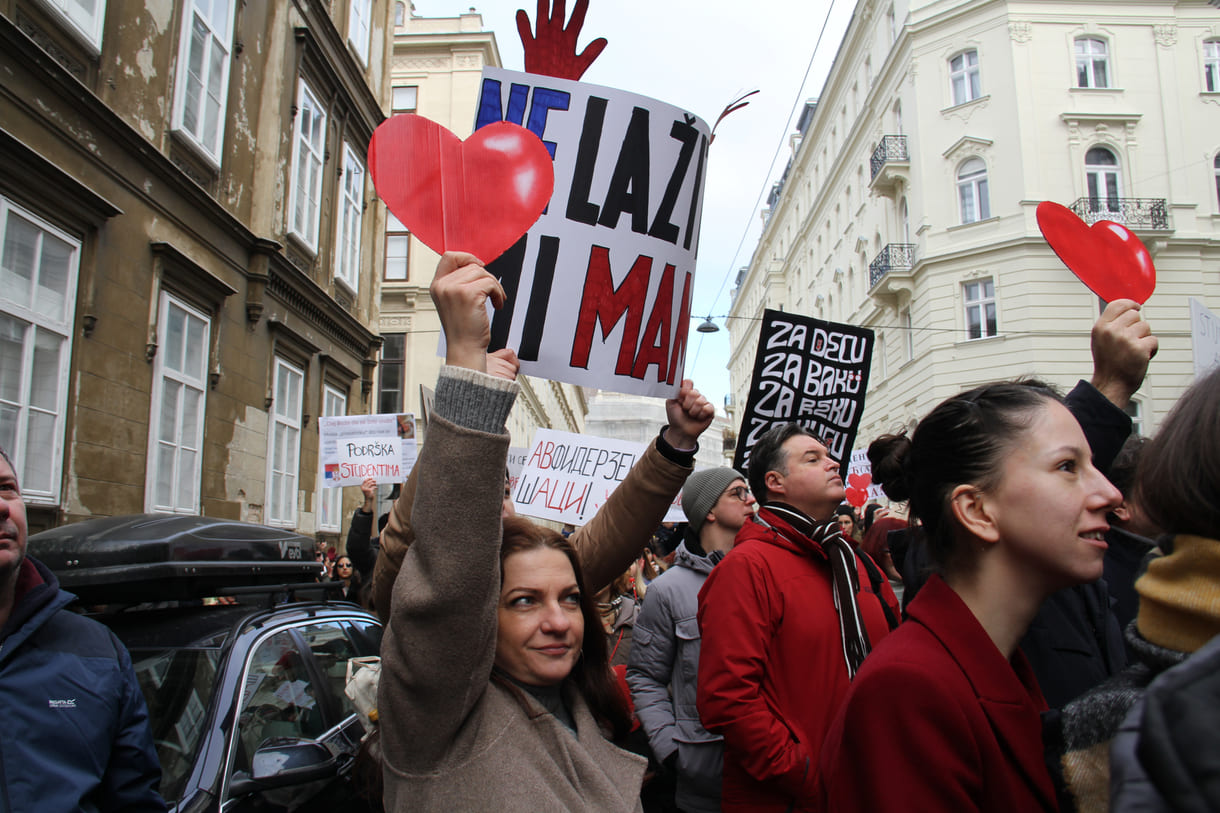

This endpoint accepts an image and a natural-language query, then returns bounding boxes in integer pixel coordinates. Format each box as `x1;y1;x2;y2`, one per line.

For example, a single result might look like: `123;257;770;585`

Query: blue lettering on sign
475;78;571;159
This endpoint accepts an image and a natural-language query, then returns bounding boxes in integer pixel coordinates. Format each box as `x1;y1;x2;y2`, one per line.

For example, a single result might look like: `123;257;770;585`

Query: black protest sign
733;309;873;474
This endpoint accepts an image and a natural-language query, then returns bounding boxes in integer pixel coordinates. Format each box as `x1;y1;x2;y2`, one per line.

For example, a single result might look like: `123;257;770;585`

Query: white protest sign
1190;298;1220;379
515;429;684;526
318;414;418;487
845;449;885;508
507;446;531;496
472;67;711;399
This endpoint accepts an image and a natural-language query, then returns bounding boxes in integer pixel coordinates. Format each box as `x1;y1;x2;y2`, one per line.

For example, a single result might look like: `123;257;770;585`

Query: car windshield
129;647;222;803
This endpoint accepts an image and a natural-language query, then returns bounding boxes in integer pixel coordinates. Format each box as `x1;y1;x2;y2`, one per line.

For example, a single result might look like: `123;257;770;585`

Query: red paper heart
368;115;555;263
847;473;871;491
1036;201;1156;304
845;487;869;509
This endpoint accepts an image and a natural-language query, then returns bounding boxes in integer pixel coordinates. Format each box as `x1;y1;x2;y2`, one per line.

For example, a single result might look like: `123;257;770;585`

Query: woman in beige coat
377;252;712;812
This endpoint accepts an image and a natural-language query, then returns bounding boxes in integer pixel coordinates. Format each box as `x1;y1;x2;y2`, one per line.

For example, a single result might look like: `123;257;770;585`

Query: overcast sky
412;0;857;414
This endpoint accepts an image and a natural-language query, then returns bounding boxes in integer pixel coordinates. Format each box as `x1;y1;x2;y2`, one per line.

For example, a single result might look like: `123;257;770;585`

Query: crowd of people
1;246;1216;812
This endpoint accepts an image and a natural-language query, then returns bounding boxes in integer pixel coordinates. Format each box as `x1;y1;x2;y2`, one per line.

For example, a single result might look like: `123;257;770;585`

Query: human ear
1113;503;1132;523
705;510;718;527
764;470;784;496
949;483;1000;543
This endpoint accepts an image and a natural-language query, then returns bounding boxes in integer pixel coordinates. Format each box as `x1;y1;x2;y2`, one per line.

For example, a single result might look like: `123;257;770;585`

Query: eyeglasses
337;562;353;569
724;485;752;502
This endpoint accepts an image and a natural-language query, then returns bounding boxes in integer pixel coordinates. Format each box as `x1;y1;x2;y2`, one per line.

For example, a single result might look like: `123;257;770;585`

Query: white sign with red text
515;429;684;526
318;414;418;487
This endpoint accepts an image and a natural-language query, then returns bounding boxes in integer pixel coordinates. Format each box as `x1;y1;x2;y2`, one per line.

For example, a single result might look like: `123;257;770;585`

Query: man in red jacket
696;424;899;812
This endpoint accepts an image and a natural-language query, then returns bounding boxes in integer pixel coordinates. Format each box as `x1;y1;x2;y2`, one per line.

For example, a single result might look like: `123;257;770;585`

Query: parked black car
30;514;382;812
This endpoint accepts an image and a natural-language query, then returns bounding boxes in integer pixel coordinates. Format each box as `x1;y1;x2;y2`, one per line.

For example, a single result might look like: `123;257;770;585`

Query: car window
349;619;382;656
298;621;361;719
233;630;326;776
130;647;221;803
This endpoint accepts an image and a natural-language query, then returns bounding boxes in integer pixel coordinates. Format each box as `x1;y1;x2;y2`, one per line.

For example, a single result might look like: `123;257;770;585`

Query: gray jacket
627;539;724;813
1110;632;1220;813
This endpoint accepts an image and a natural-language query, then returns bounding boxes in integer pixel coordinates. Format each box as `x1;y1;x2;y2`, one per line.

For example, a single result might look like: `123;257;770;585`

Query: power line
692;0;846;369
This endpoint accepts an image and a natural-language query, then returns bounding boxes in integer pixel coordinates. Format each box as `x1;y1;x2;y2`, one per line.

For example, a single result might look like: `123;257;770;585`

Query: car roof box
29;514;323;604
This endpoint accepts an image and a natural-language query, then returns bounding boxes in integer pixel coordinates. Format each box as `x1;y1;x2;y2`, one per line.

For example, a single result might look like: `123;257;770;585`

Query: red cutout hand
516;0;608;80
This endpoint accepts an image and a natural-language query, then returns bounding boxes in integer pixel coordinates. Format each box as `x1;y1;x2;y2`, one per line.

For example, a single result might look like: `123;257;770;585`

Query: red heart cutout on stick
847;473;871;491
845;487;868;509
1036;201;1156;304
368;115;555;263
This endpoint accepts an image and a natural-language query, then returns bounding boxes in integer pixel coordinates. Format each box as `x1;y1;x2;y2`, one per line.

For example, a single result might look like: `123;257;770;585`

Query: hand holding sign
368;117;554;264
664;379;715;450
1090;299;1158;409
1036;201;1156;304
430;253;506;372
516;0;607;80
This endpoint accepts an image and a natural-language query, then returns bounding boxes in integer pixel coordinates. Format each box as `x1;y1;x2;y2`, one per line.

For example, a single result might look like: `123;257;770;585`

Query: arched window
1085;146;1121;216
395;2;406;27
1206;40;1220;92
957;158;990;224
1075;37;1110;88
949;50;981;105
899;197;910;243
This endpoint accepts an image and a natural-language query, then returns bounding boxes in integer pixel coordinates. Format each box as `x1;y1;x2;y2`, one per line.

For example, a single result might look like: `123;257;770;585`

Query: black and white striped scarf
761;503;873;679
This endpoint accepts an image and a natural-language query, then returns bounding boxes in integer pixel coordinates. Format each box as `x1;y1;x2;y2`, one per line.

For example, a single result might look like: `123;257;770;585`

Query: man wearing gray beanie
628;467;754;812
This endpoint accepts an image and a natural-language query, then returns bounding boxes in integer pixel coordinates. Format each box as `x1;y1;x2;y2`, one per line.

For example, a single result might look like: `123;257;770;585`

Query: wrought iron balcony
870;135;909;180
869;243;915;289
1068;197;1169;230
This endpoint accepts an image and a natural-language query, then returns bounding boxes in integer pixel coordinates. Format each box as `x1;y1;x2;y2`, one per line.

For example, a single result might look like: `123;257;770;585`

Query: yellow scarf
1136;534;1220;654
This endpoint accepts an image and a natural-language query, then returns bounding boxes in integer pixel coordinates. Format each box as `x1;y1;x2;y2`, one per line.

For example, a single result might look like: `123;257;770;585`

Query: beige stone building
379;7;586;451
728;0;1220;450
1;1;392;541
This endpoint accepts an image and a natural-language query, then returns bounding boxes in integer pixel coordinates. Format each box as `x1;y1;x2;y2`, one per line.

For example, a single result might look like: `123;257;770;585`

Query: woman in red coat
818;380;1121;812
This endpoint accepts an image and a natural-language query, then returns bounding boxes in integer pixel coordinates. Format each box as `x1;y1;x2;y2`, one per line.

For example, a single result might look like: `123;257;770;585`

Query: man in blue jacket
0;446;165;812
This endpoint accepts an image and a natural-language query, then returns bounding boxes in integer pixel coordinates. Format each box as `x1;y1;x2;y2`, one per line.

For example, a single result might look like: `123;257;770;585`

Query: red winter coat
696;509;899;812
818;575;1059;812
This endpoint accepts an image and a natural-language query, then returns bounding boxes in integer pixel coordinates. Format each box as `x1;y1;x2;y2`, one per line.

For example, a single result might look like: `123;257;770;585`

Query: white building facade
377;7;587;448
728;0;1220;448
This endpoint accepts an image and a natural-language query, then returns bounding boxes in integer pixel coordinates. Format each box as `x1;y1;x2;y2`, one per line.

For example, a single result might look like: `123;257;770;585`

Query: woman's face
837;514;855;535
335;558;353;580
982;400;1121;589
495;547;585;687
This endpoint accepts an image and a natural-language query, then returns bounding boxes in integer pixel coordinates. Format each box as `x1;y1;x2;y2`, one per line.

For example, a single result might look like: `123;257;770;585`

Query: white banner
1190;297;1220;380
515;429;683;526
472;67;711;399
844;448;885;508
318;414;418;487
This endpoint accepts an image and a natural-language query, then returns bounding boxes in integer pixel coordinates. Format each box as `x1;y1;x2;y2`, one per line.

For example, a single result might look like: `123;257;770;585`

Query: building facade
584;390;733;472
1;0;392;540
380;7;587;451
728;0;1220;452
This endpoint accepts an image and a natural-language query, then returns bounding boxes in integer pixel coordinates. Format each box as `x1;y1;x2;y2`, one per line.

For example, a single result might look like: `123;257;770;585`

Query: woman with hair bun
818;380;1121;812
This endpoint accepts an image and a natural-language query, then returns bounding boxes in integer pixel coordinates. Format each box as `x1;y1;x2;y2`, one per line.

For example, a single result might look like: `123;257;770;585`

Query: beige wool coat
378;370;689;811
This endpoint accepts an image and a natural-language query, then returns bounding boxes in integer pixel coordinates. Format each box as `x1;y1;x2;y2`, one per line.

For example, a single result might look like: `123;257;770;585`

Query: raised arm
378;253;519;774
1066;299;1157;475
572;379;713;593
372;347;519;620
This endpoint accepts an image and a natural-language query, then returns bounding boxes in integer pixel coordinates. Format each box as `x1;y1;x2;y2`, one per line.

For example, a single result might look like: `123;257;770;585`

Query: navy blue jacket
0;557;165;812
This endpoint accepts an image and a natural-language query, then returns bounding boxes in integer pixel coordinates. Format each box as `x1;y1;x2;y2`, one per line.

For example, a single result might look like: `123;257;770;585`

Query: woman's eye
1057;459;1077;473
563;593;581;606
508;595;535;608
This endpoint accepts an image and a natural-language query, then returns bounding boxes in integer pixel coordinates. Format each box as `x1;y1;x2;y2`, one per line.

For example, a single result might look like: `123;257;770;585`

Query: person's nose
745;492;756;506
1087;466;1123;514
539;601;572;634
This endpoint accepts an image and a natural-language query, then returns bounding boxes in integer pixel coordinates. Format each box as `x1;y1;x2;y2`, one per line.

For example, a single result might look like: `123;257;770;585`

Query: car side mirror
228;738;340;797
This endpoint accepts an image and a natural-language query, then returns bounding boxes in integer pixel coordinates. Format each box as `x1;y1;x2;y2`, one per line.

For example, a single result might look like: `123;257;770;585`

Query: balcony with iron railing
869;135;909;196
1068;197;1170;230
869;243;915;290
